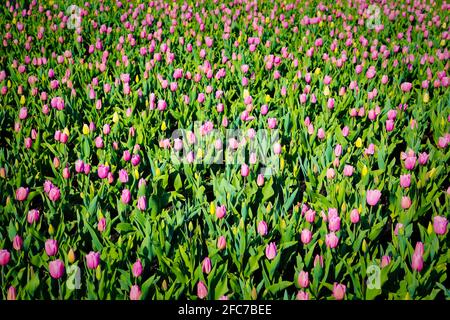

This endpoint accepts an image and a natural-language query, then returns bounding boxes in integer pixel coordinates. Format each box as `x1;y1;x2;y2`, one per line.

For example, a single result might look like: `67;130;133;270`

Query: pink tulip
0;249;11;266
86;251;100;269
400;82;412;92
386;120;395;131
418;152;429;165
7;286;16;300
414;242;424;256
123;150;131;162
343;165;354;177
325;232;339;248
401;150;416;170
300;229;312;244
132;259;143;278
49;259;65;279
401;196;411;209
13;235;23;251
265;242;277;260
411;253;423;272
314;254;324;268
15;187;29;201
97;164;109;179
131;154;141;166
137;196;147;211
350;209;360;224
328;216;341;232
27;209;40;224
130;285;142;300
197;281;208;299
317;128;325;140
381;255;391;268
332;283;346;300
267;118;277;129
399;174;411;188
118;169;129;183
241;163;249;177
97;218;106;232
326;168;335;180
258;221;268;236
257;174;265;186
433;216;448;235
75;160;84;173
297;271;309;288
305;209;315;223
48;187;61;202
121;189;131;204
217;236;226;250
45;239;58;256
296;291;309;300
366;190;382;206
202;257;212;274
216;205;227;219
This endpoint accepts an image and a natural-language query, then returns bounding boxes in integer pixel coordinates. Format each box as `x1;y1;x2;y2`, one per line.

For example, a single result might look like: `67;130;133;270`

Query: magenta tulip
257;221;268;236
86;251;100;269
0;249;11;266
45;239;58;256
265;242;277;260
132;259;143;278
49;259;65;279
433;216;448;235
202;257;212;274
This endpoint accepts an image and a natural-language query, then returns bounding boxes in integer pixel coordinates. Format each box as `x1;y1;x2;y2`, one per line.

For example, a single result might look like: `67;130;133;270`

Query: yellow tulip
361;165;369;176
323;86;330;96
355;137;363;148
427;222;433;235
209;202;215;215
423;92;429;103
135;75;139;83
82;124;90;135
63;127;70;137
112;111;119;123
134;169;139;179
20;96;25;105
265;94;271;103
243;89;249;99
161;121;167;131
68;249;76;264
96;265;102;280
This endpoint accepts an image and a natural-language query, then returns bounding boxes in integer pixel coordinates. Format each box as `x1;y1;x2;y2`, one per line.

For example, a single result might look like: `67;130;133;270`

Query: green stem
1;268;5;300
58;278;62;300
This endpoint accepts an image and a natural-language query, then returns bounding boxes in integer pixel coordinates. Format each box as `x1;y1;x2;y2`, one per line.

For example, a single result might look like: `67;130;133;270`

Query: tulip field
1;0;450;301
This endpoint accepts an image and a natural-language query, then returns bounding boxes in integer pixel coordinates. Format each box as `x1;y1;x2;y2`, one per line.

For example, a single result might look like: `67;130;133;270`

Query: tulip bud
96;265;102;280
68;248;76;263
